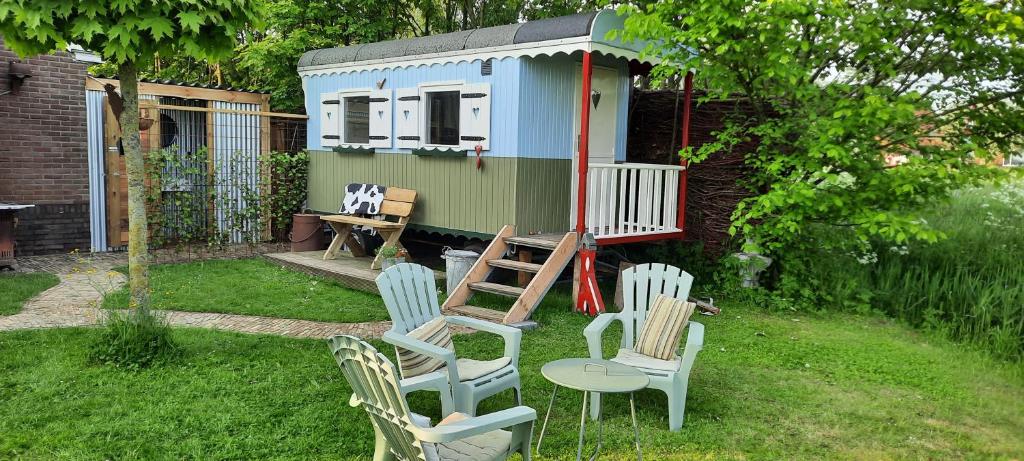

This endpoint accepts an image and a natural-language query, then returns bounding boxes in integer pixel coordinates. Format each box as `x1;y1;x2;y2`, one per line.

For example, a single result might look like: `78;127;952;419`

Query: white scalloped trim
299;41;650;77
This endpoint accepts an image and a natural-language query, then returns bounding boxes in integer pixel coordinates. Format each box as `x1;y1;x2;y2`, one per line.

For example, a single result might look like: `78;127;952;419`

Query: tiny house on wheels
299;10;695;324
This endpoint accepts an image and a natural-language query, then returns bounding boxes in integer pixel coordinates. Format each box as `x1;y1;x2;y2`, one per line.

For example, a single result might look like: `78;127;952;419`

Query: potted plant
376;245;406;269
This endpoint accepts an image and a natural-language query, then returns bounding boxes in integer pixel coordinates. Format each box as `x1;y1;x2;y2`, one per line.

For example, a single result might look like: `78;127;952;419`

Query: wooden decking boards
264;251;442;294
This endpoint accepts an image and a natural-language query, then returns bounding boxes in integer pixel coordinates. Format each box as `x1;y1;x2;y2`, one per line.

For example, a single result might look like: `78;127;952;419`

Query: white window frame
418;81;466;150
1004;153;1024;167
338;88;373;148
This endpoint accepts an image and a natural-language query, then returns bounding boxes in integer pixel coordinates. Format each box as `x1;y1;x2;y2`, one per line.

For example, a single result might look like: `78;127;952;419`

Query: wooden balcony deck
263;251;443;294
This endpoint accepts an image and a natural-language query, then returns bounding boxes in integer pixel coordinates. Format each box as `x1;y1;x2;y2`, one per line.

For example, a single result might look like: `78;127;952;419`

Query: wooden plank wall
515;157;572;235
307;152;574;236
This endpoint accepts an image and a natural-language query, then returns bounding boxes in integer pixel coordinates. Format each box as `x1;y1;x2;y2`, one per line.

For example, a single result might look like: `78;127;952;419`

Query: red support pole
573;51;604;316
677;71;694;238
575;52;593;234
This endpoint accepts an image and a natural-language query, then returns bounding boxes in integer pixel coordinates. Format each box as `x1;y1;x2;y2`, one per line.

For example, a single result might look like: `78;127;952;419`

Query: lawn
0;272;59;315
101;258;389;323
2;294;1022;460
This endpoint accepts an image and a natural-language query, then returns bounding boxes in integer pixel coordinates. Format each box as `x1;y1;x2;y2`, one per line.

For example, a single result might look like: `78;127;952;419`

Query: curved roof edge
298;10;652;72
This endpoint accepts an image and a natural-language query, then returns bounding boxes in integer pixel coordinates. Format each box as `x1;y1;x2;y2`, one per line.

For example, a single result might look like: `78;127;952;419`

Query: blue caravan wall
304;57;521;156
304;52;628;161
517;53;628;161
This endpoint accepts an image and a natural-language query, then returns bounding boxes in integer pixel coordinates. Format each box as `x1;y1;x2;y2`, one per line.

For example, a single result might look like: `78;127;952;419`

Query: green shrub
89;308;177;369
775;180;1024;360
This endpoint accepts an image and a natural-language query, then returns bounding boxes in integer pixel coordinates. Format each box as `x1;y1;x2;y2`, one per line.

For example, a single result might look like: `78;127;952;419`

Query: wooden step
487;259;543;273
503;232;579;324
468;281;524;297
445;304;507;323
504;235;561;251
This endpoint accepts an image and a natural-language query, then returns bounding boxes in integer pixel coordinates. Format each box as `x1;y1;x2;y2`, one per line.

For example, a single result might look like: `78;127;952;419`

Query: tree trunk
118;61;151;310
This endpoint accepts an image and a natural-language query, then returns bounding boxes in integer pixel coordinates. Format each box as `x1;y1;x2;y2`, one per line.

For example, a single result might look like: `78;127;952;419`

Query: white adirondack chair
377;263;523;417
328;335;536;461
583;263;704;431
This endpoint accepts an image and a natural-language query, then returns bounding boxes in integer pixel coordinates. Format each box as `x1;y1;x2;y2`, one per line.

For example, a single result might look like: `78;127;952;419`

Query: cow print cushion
340;183;387;215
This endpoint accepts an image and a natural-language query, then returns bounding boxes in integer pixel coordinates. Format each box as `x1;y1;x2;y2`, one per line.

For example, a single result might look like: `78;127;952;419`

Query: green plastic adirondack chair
327;335;536;461
376;263;523;416
583;263;704;431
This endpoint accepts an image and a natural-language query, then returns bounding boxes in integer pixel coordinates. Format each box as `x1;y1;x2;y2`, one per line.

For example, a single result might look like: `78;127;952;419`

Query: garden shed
85;77;304;251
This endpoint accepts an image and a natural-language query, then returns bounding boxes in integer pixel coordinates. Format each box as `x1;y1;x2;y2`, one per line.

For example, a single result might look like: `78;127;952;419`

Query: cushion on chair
611;348;682;372
339;183;386;215
412;412;513;461
398;317;455;378
634;294;696;360
454;357;512;381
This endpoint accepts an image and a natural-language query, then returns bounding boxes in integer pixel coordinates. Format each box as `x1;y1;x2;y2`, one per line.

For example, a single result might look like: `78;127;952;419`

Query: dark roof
90;74;270;94
298;11;601;68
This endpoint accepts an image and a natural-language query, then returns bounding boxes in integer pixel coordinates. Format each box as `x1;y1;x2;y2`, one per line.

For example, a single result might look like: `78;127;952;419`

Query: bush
89;308;178;369
775;180;1024;361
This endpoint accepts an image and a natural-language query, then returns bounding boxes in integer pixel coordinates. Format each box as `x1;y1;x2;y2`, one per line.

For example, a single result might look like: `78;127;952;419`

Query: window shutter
368;88;392;149
459;83;491;152
320;92;341;148
394;88;420;149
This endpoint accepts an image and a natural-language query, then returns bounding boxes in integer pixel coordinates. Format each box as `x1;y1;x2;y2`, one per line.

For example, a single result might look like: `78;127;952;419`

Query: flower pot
289;214;325;252
381;257;406;270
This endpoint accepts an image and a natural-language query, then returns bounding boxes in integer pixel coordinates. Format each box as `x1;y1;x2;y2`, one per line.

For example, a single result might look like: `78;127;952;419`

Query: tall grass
868;181;1024;361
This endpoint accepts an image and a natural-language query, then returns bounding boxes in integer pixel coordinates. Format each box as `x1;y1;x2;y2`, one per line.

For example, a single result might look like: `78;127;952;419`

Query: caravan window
343;95;370;145
425;90;460;146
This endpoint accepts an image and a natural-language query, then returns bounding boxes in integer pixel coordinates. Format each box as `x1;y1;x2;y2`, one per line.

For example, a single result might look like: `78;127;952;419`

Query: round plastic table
536;358;649;461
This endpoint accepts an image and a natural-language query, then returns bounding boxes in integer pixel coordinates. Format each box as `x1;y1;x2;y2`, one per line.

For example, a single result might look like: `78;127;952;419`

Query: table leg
535;384;559;456
588;392;604;461
630;392;642;461
576;390;589;461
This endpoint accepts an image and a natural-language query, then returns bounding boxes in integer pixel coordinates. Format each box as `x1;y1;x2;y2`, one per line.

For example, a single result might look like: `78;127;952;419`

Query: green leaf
178;10;202;34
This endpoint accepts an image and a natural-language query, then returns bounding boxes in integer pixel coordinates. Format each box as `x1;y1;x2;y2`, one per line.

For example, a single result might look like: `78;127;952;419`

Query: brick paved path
1;250;396;340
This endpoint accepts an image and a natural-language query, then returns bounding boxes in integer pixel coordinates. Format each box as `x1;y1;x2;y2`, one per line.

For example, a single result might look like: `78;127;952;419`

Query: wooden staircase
443;225;578;325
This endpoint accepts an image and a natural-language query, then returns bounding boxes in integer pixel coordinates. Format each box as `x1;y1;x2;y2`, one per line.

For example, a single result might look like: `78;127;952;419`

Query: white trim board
298;39;656;76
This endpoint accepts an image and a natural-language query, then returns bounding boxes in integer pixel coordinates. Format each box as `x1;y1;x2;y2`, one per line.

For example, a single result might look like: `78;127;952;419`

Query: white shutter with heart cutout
320;92;341;148
458;83;491;152
368;88;392;149
394;88;420;149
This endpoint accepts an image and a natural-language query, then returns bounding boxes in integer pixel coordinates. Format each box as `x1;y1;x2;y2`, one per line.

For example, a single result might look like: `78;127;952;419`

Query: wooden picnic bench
321;187;417;270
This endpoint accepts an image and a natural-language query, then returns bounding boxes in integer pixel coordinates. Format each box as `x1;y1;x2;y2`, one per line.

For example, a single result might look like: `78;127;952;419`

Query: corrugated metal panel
307;152;521;235
85;90;107;252
157;98;209;239
213;101;262;244
303;57;520;156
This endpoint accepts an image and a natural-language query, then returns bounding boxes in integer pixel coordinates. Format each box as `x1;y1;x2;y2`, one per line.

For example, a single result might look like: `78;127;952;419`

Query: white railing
584;163;684;239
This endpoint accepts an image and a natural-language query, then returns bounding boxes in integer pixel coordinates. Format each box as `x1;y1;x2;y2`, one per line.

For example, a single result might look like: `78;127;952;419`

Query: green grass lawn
0;272;59;315
102;258;389;323
2;295;1022;460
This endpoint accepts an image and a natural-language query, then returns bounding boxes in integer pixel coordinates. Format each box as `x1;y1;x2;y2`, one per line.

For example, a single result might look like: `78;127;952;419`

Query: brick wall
0;38;92;255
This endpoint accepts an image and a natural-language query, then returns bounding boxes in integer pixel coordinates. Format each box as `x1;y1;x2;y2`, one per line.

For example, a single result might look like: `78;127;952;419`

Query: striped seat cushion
398;317;455;378
634;294;696;360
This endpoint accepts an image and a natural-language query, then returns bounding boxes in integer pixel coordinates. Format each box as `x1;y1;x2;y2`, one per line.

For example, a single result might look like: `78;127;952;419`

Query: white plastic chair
377;263;523;417
583;263;704;431
328;335;535;461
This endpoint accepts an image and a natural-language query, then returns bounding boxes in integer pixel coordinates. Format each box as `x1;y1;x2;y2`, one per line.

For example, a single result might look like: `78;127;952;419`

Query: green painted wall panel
515;158;572;235
308;152;574;237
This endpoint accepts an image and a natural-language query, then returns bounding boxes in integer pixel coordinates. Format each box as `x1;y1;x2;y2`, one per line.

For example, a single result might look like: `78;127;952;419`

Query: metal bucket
289;214;325;252
442;248;479;294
